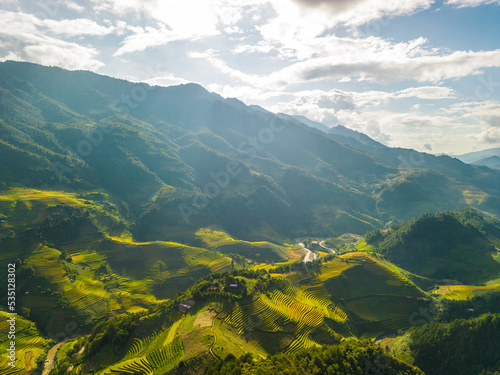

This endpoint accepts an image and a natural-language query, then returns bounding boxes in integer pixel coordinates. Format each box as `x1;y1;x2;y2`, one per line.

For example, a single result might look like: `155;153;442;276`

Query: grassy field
433;284;500;300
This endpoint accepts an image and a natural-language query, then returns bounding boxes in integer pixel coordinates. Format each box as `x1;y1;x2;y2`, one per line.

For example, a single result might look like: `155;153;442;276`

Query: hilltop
365;208;500;284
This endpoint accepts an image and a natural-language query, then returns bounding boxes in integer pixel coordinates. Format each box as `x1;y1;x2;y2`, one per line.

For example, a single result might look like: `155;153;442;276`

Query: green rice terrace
1;190;500;374
37;252;431;374
1;61;500;374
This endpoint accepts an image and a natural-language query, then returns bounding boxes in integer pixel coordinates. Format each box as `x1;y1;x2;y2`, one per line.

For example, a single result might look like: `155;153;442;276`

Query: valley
0;62;499;375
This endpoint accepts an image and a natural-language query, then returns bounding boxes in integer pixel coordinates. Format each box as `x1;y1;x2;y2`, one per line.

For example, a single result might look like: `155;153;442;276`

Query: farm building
178;299;196;313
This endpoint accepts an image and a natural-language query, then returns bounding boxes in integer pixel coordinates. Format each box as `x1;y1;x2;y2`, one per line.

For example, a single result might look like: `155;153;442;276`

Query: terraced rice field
0;312;51;374
463;190;487;205
221;255;428;353
316;260;354;281
102;337;183;375
0;188;87;226
433;284;500;300
27;245;69;289
208;257;232;272
195;228;288;261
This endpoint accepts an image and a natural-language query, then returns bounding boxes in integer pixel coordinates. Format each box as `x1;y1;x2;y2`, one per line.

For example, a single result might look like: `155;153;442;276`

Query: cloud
221;31;500;87
444;101;500;127
92;0;224;55
291;0;433;25
474;128;500;143
0;10;104;70
446;0;500;7
291;0;366;13
259;0;434;51
41;18;115;36
113;25;181;56
292;49;500;83
23;39;104;70
395;86;456;100
64;1;85;12
143;73;191;87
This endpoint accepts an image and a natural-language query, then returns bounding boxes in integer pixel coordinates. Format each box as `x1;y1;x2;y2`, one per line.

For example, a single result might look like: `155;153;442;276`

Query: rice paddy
195;227;289;261
433;284;500;300
0;312;51;375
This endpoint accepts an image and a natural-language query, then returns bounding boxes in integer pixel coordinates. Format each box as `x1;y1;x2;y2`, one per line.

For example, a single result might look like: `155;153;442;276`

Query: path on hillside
209;307;227;359
42;335;81;375
42;341;65;375
319;241;336;255
295;239;317;263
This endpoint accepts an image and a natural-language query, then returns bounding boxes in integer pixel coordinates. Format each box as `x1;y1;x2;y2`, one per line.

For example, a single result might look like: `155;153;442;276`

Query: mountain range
1;61;499;243
1;61;500;375
456;147;500;170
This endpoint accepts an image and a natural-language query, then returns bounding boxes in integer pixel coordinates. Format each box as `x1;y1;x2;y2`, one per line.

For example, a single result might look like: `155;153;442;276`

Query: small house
178;299;196;313
229;283;238;288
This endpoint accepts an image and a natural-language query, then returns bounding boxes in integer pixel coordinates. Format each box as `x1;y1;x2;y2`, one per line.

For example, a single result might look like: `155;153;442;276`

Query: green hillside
1;62;500;375
1;61;499;242
389;313;500;375
41;253;430;374
365;208;500;284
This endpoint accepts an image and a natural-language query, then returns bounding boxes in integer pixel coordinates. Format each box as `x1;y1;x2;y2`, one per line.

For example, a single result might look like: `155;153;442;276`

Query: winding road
319;240;336;255
295;239;317;263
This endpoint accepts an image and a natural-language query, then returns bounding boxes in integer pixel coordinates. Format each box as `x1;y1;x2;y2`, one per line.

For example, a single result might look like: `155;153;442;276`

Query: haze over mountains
456;148;500;170
1;61;500;375
1;61;500;243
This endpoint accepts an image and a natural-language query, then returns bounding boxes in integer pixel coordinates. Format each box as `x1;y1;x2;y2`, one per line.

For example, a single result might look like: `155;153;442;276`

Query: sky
0;0;499;154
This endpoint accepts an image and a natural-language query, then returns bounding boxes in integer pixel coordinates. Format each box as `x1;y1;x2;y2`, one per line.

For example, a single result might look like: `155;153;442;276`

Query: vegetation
1;62;500;374
204;340;423;375
365;208;500;284
409;313;500;375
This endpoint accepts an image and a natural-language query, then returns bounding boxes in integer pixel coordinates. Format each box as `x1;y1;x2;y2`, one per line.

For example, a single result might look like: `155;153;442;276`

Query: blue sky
0;0;499;154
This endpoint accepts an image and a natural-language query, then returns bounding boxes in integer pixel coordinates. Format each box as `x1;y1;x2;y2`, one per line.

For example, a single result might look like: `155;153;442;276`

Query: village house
178;299;196;313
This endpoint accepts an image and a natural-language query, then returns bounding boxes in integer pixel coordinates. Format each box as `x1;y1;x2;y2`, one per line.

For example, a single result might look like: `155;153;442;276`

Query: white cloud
143;73;190;87
92;0;223;55
395;86;456;99
473;128;500;143
446;0;500;7
0;10;104;70
258;0;434;51
113;25;180;56
187;50;217;59
291;0;434;25
208;30;500;87
64;1;85;12
445;101;500;127
23;39;104;70
286;48;500;84
41;18;115;36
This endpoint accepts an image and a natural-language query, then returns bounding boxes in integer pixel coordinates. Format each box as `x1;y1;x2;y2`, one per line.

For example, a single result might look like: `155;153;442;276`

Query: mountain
327;124;388;153
1;61;499;242
365;208;500;284
456;147;500;164
1;61;500;375
472;155;500;170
